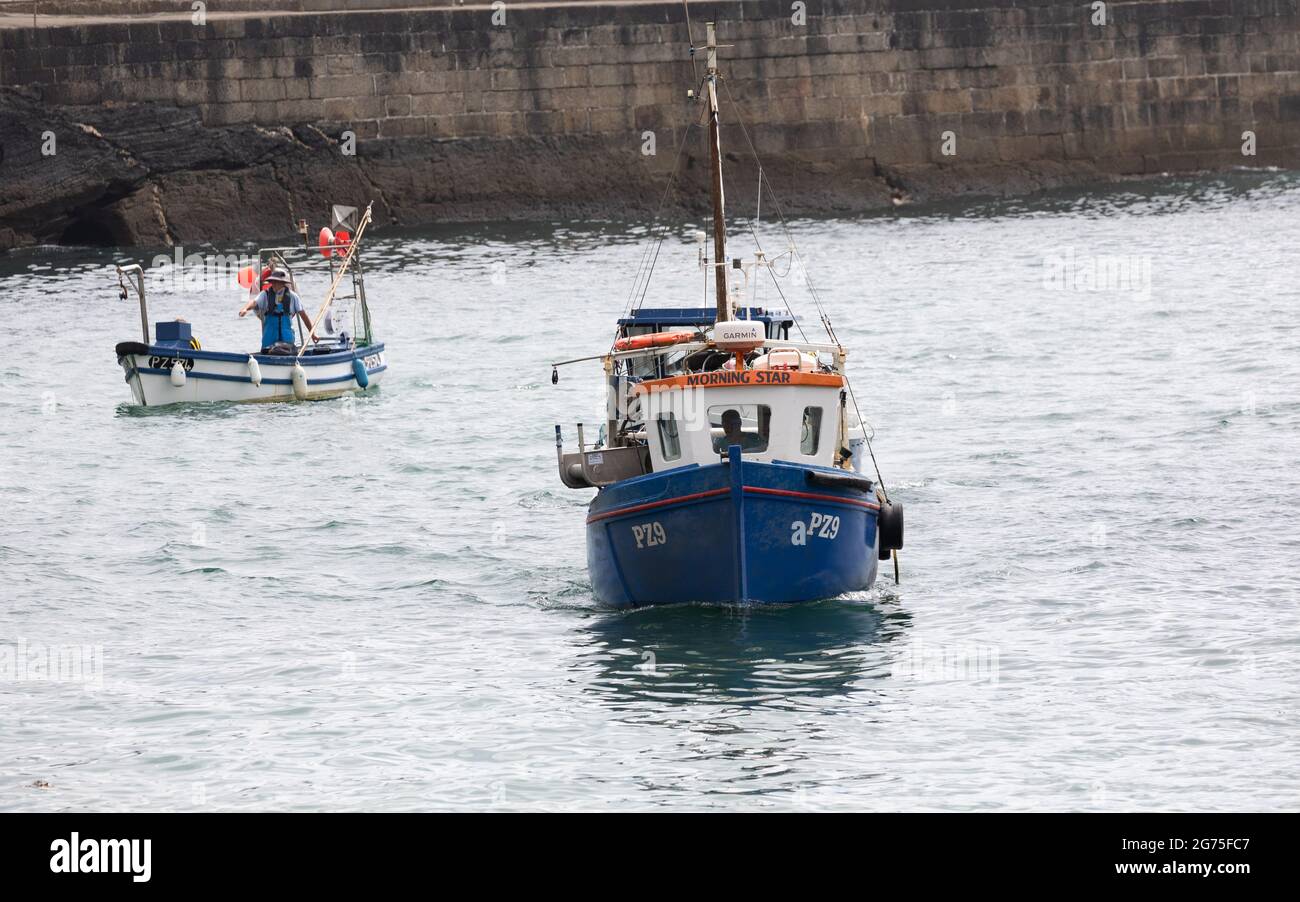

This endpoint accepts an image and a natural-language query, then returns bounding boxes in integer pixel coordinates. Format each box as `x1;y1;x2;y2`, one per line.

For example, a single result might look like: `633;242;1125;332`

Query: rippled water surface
2;171;1298;811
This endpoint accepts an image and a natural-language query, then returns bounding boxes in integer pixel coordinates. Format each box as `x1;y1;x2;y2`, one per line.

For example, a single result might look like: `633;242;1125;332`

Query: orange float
613;331;695;351
237;265;273;292
319;226;351;258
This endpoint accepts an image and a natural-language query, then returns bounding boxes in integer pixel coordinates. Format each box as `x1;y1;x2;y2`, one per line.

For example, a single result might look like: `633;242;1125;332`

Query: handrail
116;264;148;343
551;337;843;370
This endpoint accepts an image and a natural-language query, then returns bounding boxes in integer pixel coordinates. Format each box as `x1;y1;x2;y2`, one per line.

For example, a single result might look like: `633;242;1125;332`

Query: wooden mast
705;22;728;324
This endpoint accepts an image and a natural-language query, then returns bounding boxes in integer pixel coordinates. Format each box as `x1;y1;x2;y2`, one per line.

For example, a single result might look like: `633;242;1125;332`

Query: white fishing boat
113;204;386;407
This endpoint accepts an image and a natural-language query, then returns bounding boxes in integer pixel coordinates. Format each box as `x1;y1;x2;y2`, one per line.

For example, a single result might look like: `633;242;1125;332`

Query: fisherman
238;268;314;353
719;408;750;452
712;405;759;454
716;407;770;453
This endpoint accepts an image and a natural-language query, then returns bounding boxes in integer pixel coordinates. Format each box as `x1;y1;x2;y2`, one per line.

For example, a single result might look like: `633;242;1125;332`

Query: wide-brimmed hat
265;268;291;284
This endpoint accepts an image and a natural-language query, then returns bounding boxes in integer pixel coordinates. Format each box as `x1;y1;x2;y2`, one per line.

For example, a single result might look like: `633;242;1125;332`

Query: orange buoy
241;265;272;292
334;229;350;254
613;331;695;351
319;227;335;258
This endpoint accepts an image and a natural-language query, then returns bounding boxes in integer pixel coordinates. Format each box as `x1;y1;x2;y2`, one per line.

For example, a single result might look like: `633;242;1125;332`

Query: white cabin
638;370;845;471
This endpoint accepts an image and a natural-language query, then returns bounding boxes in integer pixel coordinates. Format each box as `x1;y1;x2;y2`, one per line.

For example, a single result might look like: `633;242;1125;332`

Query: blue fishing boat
553;22;903;607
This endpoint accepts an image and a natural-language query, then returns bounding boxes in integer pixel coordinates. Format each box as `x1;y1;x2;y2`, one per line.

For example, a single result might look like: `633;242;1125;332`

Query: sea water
1;171;1297;810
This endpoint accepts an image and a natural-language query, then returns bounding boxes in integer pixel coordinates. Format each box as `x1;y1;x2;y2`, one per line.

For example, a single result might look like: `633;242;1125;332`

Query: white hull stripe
119;343;386;366
129;364;387;385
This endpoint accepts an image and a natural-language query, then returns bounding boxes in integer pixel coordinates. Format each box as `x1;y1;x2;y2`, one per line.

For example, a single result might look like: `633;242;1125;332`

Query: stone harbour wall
1;0;1297;247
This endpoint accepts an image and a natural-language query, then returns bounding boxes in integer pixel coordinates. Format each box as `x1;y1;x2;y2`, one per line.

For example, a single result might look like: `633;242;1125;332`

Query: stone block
310;74;376;100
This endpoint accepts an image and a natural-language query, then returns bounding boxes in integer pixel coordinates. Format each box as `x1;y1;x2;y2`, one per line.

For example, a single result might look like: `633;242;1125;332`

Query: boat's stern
115;341;156;405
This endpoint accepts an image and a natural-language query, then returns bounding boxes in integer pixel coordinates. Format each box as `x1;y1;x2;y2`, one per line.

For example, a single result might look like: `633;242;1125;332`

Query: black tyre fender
877;501;904;559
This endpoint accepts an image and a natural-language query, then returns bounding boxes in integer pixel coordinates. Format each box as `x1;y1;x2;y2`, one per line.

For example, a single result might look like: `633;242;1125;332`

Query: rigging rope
634;125;698;313
715;78;888;496
845;376;888;500
720;77;840;347
618;121;700;350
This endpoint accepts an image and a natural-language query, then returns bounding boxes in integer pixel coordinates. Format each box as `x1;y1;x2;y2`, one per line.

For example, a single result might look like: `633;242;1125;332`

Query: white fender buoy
291;362;308;400
247;355;262;387
170;360;186;387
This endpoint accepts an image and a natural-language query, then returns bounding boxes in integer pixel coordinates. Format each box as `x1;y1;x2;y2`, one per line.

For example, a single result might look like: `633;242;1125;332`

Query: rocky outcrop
0;88;349;246
0;83;897;249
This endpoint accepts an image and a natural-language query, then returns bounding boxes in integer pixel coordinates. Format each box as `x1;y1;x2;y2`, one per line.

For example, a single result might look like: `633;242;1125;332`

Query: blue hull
586;448;881;607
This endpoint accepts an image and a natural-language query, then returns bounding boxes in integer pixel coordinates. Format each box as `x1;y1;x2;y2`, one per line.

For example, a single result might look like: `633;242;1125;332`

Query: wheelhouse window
801;406;823;455
708;404;771;454
657;414;682;461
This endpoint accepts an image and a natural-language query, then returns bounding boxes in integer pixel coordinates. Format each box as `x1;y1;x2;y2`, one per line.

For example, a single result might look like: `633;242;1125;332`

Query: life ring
613;331;694;351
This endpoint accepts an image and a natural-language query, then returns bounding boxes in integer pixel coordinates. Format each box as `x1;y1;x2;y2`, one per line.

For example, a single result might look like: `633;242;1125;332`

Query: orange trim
635;370;843;393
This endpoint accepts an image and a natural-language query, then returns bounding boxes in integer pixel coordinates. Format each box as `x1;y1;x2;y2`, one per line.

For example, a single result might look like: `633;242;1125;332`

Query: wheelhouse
639;370;845;470
554;310;859;490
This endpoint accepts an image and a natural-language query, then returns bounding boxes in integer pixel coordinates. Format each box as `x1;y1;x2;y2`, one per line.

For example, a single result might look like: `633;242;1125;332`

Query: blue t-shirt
255;289;303;347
